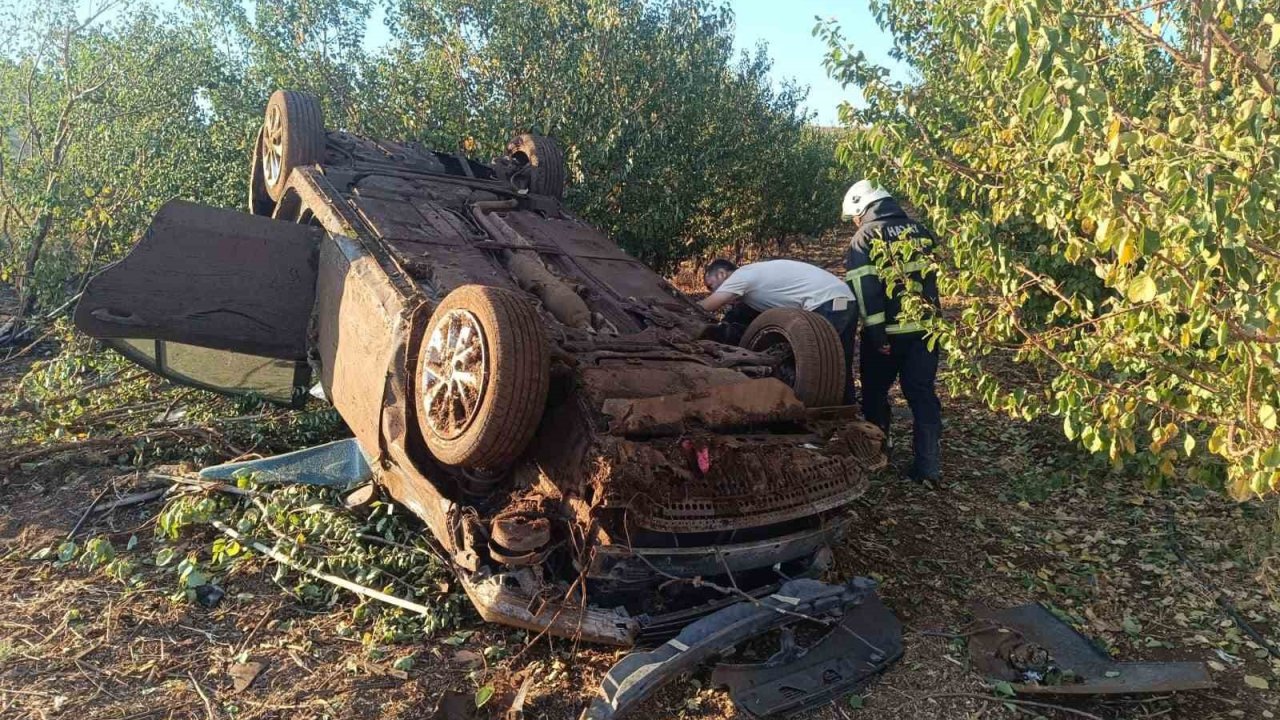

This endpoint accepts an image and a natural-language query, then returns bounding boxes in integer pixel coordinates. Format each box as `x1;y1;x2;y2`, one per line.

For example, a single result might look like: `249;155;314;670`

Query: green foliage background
0;0;843;316
820;0;1280;497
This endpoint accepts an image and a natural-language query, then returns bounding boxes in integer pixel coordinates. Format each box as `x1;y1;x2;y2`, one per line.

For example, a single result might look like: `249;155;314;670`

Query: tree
820;0;1280;497
0;0;237;323
370;0;841;268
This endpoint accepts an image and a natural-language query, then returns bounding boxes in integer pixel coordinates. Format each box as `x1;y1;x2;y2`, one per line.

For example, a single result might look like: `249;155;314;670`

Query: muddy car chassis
75;91;897;712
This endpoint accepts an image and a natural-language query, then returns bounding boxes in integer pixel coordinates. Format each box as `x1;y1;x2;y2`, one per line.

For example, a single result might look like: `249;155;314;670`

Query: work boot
906;471;939;487
910;421;941;481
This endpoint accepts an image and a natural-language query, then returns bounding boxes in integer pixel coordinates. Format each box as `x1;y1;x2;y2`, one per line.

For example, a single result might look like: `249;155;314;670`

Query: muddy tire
505;133;565;198
248;128;276;217
414;285;550;469
741;308;845;407
260;90;326;201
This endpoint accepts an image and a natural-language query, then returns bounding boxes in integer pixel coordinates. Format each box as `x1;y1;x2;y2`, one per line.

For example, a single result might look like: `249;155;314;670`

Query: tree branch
1114;10;1199;73
1205;22;1277;96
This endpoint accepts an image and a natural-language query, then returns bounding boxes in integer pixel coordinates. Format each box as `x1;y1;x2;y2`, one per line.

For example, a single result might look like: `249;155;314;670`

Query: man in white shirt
700;258;857;403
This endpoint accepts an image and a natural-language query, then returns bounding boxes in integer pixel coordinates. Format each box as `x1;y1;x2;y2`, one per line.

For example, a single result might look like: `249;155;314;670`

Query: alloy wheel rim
422;309;488;440
262;104;285;186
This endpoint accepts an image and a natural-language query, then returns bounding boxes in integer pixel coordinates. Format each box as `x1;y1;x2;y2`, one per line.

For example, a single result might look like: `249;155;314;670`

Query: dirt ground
3;252;1280;719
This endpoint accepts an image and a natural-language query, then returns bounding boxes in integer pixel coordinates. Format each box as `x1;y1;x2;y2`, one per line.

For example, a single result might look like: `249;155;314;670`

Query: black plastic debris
194;583;225;608
711;587;903;717
580;578;901;720
968;603;1214;695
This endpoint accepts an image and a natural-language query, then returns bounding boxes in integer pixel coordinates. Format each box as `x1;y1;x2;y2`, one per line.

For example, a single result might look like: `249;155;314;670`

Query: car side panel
315;232;409;454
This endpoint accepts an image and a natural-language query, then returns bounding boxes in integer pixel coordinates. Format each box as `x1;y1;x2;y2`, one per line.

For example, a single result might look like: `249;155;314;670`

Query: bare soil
3;244;1280;720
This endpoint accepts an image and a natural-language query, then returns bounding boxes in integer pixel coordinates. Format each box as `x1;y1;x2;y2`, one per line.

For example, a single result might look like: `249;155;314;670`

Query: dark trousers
812;300;858;405
860;332;941;479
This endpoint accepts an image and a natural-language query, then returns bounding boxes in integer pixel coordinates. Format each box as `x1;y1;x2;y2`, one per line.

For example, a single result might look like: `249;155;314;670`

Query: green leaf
847;694;864;709
1050;107;1081;146
475;685;495;708
1127;275;1156;303
993;681;1016;697
1261;447;1280;467
1121;617;1141;636
1006;41;1026;78
1258;404;1277;431
442;630;473;646
1244;675;1270;690
155;547;176;567
58;541;78;563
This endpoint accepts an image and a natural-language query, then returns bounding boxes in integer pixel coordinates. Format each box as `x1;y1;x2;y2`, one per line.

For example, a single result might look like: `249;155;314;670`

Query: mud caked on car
75;91;901;717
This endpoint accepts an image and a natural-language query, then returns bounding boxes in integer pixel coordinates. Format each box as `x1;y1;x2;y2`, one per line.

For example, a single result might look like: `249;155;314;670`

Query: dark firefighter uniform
844;196;942;481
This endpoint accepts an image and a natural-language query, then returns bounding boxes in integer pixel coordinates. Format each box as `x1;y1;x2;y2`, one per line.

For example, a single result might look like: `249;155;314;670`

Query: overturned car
74;91;888;649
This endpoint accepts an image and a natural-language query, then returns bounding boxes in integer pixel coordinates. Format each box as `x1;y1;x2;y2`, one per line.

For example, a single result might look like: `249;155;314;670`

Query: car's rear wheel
741;308;845;407
504;133;565;198
414;285;550;469
260;90;326;201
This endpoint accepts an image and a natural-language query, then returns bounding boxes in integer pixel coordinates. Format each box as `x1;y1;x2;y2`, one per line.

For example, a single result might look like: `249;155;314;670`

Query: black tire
741;308;845;407
414;285;550;469
261;90;326;201
505;133;566;198
248;127;276;217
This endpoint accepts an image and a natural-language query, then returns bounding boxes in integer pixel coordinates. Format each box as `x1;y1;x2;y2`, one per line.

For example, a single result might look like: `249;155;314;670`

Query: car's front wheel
414;285;550;469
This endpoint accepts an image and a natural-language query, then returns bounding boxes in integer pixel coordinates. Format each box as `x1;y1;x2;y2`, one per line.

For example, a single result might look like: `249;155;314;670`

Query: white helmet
841;180;892;221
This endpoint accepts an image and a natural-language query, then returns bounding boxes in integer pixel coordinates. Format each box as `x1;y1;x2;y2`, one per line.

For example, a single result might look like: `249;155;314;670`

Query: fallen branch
0;326;58;367
147;473;255;498
894;691;1105;720
35;369;149;408
187;672;218;720
0;427;230;468
1165;505;1280;658
211;520;433;617
92;487;170;513
67;482;114;540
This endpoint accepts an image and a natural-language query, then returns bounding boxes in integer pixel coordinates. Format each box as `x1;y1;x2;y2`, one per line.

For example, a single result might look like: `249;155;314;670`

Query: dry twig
211;521;433;616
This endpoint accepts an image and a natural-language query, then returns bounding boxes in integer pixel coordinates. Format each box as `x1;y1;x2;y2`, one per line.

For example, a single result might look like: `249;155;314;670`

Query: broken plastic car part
580;578;900;720
968;603;1214;695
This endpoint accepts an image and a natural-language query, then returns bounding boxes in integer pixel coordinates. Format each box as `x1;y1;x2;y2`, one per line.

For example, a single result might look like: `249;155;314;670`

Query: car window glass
107;338;306;405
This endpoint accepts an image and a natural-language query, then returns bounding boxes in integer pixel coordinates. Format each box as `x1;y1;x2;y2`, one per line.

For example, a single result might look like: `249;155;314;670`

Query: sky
726;0;899;125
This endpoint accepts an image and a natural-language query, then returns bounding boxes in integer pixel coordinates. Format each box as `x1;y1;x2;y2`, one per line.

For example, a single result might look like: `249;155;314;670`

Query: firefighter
700;258;857;404
841;180;942;482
